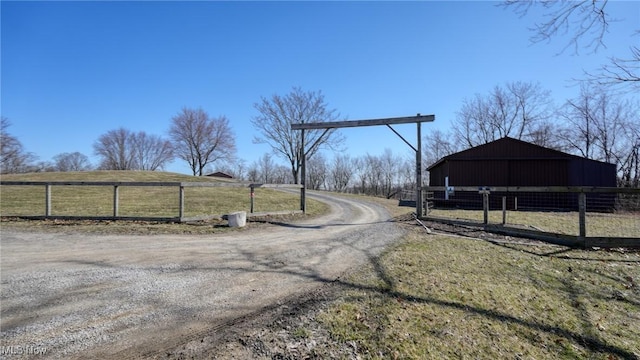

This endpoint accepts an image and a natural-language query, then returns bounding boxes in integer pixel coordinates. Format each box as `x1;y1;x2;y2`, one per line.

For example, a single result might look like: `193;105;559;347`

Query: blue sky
2;1;638;174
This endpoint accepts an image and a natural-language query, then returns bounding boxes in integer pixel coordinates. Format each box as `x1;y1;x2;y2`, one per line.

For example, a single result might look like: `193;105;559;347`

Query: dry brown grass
319;230;640;359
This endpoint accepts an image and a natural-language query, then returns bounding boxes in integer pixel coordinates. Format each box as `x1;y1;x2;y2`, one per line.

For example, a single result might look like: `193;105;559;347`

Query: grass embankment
319;230;640;359
0;171;328;233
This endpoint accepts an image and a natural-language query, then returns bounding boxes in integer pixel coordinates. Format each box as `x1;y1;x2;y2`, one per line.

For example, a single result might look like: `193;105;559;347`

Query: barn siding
426;137;617;211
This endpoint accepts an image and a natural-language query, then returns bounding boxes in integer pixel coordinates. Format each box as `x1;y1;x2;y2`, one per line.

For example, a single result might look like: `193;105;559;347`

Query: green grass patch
0;170;327;219
319;231;640;359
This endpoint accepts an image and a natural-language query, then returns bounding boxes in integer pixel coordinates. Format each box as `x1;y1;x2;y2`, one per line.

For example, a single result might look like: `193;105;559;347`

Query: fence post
579;192;586;242
483;193;489;225
250;185;255;213
179;185;185;220
45;184;51;217
113;185;119;217
502;196;506;225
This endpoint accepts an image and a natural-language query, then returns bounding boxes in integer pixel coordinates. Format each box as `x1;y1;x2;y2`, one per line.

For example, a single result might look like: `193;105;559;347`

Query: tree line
2;82;638;188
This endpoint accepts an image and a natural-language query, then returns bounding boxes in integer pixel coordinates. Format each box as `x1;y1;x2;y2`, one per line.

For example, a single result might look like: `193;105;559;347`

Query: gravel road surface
0;191;405;359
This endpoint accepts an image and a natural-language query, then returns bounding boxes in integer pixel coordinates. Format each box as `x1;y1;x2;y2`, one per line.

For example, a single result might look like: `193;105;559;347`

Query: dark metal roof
427;137;614;171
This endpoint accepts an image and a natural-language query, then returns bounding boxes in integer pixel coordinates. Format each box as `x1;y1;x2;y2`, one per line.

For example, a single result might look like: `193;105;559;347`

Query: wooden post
502;196;506;225
300;129;306;213
45;184;51;217
113;185;119;217
579;192;586;241
416;121;423;218
179;185;185;219
250;185;255;213
483;193;489;225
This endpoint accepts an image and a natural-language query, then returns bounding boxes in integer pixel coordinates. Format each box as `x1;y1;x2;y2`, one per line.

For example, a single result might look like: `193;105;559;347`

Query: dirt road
0;191;404;359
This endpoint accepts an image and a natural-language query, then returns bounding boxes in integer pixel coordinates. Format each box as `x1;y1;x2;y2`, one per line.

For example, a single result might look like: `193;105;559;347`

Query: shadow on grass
485;240;640;263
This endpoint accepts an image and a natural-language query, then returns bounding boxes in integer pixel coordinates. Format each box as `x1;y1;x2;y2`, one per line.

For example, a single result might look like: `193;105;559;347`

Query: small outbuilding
427;137;617;211
206;171;234;179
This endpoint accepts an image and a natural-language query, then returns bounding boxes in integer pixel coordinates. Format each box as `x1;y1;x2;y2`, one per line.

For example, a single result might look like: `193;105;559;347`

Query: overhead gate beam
291;114;435;217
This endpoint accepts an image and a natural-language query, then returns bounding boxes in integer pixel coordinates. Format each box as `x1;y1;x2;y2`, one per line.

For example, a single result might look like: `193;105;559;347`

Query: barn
426;137;617;211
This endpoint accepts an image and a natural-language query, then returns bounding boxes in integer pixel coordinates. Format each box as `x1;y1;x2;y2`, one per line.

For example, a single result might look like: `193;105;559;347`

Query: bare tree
272;165;292;184
423;129;459;167
53;152;92;172
251;87;345;184
169;108;236;176
453;81;553;147
258;153;276;183
1;117;36;173
94;128;137;170
94;128;173;171
211;159;248;181
558;85;640;180
246;162;260;183
132;132;173;171
307;153;328;190
502;0;639;88
329;154;352;192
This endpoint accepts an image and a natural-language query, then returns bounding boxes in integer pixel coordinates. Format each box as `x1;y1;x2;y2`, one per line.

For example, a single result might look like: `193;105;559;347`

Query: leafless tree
558;85;640;180
379;149;401;199
329;154;352;192
352;156;370;195
453;81;553;147
169;107;236;176
251;87;345;184
307;153;328;190
257;153;276;183
1;117;36;173
94;128;173;171
132;132;173;171
211;159;248;181
53;152;92;172
501;0;639;88
94;128;137;170
246;162;260;183
272;164;292;184
423;129;459;167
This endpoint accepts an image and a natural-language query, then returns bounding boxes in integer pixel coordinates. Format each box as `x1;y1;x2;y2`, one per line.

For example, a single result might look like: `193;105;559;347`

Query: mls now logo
0;345;48;356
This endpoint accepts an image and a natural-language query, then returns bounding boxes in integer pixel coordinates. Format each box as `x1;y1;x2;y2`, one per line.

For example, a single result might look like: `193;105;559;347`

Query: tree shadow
485;239;640;263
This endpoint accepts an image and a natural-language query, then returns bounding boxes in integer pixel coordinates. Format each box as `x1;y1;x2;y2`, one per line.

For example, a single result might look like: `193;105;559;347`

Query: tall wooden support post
179;185;185;220
250;185;255;213
113;185;119;217
45;184;51;217
300;129;306;213
416;122;423;218
578;192;586;241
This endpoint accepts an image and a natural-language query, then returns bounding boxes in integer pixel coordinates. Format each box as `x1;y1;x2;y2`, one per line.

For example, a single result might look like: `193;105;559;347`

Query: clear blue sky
2;1;638;174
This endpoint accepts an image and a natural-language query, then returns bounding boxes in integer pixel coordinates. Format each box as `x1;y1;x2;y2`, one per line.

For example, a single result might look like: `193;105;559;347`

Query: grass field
318;230;640;359
0;171;328;233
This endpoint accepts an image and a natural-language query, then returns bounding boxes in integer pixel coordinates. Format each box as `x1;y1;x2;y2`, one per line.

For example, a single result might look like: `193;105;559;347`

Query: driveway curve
0;191;405;359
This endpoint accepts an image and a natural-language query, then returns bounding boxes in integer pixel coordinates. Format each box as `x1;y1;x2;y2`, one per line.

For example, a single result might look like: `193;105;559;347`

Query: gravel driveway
0;191;404;359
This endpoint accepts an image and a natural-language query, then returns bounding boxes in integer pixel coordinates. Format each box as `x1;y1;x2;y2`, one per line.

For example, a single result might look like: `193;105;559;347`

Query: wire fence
419;186;640;248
